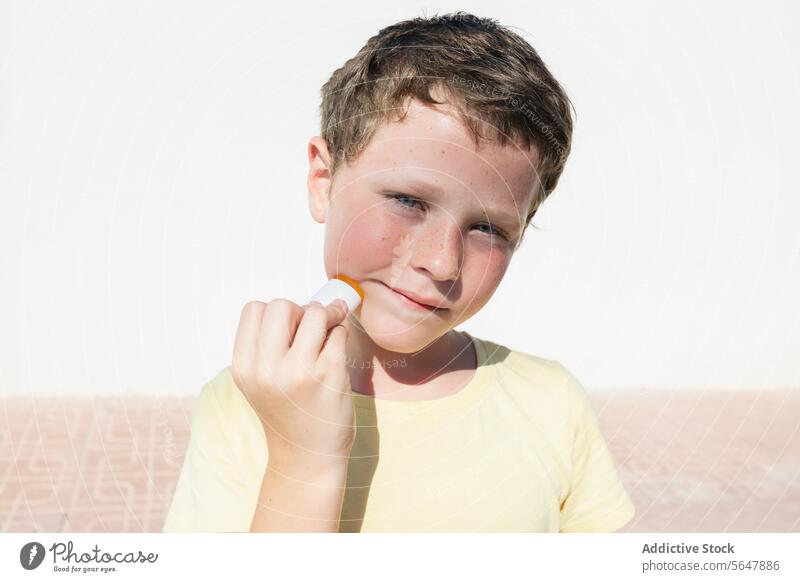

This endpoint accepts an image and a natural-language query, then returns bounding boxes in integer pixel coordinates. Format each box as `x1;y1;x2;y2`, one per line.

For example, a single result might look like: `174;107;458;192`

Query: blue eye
388;193;424;210
475;223;509;240
385;192;510;242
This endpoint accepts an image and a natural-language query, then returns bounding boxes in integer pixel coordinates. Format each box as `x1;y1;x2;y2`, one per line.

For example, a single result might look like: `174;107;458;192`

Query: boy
162;11;635;533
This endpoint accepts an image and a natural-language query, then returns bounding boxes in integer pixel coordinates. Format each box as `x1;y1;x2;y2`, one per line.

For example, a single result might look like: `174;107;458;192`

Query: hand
231;298;355;469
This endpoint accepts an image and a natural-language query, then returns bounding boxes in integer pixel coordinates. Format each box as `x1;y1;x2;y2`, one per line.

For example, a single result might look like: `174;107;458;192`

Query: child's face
307;91;541;353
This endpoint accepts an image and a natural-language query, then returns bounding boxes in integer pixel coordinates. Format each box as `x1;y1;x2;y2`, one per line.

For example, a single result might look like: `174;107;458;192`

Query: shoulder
197;366;257;414
192;366;265;453
466;333;596;435
475;334;586;402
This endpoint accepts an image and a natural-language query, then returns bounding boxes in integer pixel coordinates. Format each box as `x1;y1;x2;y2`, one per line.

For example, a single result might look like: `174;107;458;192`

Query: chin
354;304;449;353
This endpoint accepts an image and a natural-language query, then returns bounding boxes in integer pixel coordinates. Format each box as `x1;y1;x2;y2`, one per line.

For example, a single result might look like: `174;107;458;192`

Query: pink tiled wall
1;389;798;532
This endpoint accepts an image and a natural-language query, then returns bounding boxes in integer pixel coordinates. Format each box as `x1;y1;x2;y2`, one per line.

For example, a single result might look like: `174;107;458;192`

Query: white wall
2;0;798;396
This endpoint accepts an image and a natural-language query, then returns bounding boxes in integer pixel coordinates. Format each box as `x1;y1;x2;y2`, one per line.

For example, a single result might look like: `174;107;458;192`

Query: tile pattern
594;388;800;532
1;389;798;532
0;396;190;533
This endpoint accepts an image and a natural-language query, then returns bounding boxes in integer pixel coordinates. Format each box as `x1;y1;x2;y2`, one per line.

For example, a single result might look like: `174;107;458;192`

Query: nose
409;218;463;281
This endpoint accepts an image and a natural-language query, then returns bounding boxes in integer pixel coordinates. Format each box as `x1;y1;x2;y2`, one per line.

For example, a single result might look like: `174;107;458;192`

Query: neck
340;317;470;398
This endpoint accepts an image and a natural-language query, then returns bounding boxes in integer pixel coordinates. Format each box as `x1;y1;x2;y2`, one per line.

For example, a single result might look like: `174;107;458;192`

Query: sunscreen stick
308;274;364;312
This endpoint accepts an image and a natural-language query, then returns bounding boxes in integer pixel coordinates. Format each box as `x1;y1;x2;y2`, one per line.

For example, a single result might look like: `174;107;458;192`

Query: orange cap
334;274;364;301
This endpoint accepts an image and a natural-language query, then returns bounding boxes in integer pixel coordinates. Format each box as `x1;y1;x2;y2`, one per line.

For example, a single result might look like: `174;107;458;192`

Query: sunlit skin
307;86;541;400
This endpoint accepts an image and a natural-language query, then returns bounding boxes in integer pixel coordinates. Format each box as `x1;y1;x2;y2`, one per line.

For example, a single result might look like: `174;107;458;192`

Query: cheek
459;243;512;314
323;202;406;278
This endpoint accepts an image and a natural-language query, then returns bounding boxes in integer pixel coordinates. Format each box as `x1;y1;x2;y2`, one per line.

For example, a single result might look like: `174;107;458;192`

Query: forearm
249;453;350;533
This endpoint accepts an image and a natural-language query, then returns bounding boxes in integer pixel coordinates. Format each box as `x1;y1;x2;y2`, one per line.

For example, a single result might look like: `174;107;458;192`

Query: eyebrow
400;178;523;228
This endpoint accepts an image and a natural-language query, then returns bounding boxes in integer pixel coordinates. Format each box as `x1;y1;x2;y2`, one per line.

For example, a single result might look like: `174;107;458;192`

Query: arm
162;370;263;533
231;299;357;532
250;453;350;532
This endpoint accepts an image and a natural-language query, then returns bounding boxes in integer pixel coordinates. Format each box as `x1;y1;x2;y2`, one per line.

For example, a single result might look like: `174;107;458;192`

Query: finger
258;299;305;374
289;300;349;362
316;326;350;396
319;323;349;368
232;301;267;390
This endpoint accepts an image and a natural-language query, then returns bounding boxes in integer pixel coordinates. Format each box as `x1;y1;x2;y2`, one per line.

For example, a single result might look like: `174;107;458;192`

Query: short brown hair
319;11;574;237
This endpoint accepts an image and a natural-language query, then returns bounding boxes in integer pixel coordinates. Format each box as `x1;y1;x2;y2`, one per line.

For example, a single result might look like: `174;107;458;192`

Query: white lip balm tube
308;274;364;312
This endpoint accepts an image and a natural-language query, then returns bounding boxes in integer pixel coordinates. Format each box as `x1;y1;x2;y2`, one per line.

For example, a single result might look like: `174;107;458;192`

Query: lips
380;282;448;311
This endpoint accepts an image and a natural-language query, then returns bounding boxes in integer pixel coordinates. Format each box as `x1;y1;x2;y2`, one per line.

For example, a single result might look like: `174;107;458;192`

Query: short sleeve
557;365;635;532
161;368;264;532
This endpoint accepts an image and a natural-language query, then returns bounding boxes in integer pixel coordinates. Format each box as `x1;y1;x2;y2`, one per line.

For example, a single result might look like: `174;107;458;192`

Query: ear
307;136;334;224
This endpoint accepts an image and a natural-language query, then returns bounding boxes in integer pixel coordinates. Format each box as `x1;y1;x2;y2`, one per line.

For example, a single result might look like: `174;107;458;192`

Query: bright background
2;0;798;396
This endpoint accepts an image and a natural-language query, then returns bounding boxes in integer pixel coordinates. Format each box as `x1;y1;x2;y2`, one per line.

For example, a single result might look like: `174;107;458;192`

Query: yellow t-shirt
162;331;635;532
